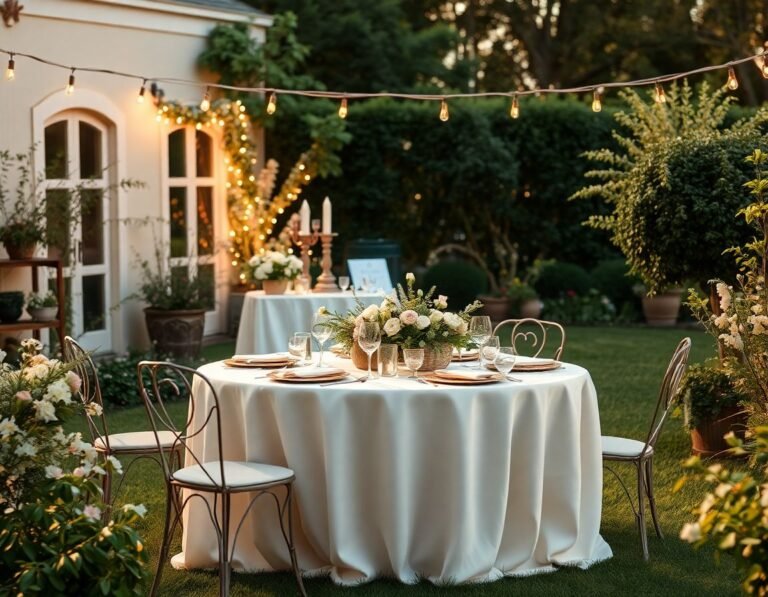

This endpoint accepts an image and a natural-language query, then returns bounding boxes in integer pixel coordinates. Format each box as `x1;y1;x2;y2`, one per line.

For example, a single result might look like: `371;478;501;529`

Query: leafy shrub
534;262;593;299
591;258;638;307
423;260;488;311
679;363;746;430
541;289;615;324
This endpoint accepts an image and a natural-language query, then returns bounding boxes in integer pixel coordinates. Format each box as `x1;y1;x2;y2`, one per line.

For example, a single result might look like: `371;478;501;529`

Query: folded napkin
279;366;345;379
232;352;295;363
513;356;555;367
432;368;498;381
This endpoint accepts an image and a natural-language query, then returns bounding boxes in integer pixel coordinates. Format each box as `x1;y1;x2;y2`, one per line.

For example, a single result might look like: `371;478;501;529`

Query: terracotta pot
262;279;289;295
641;289;683;327
3;241;36;260
477;295;510;323
144;308;206;358
519;299;543;319
691;406;748;458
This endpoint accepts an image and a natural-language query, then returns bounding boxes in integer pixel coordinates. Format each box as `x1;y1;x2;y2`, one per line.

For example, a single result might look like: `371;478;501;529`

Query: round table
174;356;612;586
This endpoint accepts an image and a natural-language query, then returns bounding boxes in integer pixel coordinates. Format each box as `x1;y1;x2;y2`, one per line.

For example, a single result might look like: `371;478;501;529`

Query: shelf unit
0;258;65;345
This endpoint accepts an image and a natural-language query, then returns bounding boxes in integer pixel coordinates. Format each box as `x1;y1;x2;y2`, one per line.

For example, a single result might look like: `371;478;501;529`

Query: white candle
322;196;332;234
300;200;310;234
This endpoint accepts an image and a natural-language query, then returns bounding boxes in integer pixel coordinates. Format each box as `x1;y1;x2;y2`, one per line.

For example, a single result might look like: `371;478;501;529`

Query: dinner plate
486;360;562;372
451;352;479;362
223;359;297;369
267;369;349;383
421;373;503;385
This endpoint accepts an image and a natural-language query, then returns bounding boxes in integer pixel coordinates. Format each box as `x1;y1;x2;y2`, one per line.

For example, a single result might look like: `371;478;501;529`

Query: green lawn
87;327;744;596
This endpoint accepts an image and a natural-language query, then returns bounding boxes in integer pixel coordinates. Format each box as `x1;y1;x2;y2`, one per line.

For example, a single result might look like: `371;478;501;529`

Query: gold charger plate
421;373;503;385
267;370;349;384
224;359;296;369
451;353;479;362
486;361;563;372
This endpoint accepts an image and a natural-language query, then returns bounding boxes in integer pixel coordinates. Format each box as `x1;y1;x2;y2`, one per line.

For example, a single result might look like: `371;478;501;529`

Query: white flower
23;363;50;380
719;333;744;351
749;314;768;335
32;399;57;422
699;493;716;514
73;466;86;478
429;310;443;323
716;282;732;311
44;378;73;404
0;417;19;439
107;455;123;475
45;465;63;479
714;483;732;498
99;526;112;538
680;522;702;543
361;304;380;321
443;312;462;329
760;484;768;508
752;304;764;314
316;306;329;315
399;310;419;326
713;313;729;330
434;295;448;309
457;321;468;334
15;390;32;402
405;272;415;283
66;371;82;394
83;505;102;521
14;441;37;458
21;338;42;352
383;318;401;337
85;402;103;417
416;315;431;330
122;503;148;518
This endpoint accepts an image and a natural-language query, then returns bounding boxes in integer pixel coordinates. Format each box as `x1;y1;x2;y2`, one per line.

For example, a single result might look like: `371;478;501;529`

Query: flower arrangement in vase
323;272;483;371
247;250;304;294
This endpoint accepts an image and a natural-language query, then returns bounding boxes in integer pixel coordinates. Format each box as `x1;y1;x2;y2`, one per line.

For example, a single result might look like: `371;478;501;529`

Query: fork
320;375;369;387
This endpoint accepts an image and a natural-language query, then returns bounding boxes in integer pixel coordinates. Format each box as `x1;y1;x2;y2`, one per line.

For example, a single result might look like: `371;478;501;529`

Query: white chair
492;318;566;359
602;337;691;560
137;360;307;597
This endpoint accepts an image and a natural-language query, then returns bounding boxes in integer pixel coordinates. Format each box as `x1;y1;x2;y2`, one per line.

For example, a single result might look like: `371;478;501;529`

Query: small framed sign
347;258;393;293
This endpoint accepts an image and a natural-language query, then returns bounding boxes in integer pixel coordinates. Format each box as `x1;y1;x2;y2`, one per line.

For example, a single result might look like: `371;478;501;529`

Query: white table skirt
235;291;381;354
174;357;612;586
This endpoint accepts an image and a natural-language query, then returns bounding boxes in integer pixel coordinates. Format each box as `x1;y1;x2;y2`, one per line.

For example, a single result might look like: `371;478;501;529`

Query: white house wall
0;0;267;353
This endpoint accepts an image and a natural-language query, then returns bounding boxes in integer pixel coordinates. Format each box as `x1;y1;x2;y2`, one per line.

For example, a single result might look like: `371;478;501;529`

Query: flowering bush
322;272;482;351
247;250;303;281
0;339;148;594
542;289;616;324
677;427;768;595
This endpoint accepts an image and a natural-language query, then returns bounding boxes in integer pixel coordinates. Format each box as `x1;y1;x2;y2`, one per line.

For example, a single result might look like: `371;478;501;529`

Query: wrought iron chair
492;318;566;360
602;337;691;560
62;336;182;508
137;360;307;597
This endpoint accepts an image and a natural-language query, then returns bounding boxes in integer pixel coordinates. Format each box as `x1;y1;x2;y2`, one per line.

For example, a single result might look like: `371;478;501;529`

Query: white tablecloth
175;357;612;586
235;291;381;354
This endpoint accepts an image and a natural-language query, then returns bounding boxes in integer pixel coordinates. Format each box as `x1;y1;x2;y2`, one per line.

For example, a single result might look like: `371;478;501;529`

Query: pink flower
66;371;82;394
15;390;32;402
399;310;419;326
83;505;102;521
73;467;86;477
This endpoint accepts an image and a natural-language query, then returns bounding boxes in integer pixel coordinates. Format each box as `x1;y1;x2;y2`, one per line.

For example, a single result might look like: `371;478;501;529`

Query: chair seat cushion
602;435;653;458
172;461;294;489
95;430;179;451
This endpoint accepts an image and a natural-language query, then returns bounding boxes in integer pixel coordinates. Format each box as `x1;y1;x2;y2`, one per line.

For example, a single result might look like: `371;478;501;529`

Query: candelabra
288;218;320;288
313;233;339;293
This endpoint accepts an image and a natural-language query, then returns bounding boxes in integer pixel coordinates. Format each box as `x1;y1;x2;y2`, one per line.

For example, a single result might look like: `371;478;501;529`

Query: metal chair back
137;360;226;489
492;318;566;360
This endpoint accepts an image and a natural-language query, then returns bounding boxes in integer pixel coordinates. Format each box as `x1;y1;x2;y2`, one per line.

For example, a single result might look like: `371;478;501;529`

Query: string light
65;68;75;96
654;81;666;104
726;67;739;90
509;94;519;119
439;98;449;122
199;86;211;112
137;79;147;103
338;97;348;119
5;53;14;81
592;88;602;112
266;91;277;115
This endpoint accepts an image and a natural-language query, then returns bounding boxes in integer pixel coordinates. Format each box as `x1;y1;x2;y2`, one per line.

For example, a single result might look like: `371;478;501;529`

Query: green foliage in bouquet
0;339;148;595
323;273;482;351
677;427;768;595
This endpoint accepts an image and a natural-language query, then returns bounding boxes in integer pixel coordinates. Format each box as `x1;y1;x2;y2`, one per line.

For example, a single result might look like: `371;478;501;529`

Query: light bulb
726;67;739;90
200;87;211;112
137;80;147;104
654;82;666;104
65;70;75;96
510;95;519;119
266;91;277;115
592;89;602;112
439;98;449;122
338;97;348;119
5;56;14;81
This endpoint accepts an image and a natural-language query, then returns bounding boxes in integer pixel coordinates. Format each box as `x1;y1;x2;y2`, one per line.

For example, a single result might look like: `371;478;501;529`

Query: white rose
400;310;419;326
32;399;57;422
383;318;401;337
435;295;448;309
457;321;468;335
443;312;462;329
361;304;380;321
44;378;72;404
254;264;268;280
271;251;288;265
416;315;431;330
429;310;443;323
405;272;415;283
45;465;63;479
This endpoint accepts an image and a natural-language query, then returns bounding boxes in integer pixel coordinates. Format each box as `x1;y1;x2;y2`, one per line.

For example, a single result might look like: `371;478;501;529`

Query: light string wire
1;46;767;102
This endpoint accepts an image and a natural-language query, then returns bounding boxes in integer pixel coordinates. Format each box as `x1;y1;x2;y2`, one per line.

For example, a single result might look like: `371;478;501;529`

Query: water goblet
469;315;492;368
339;276;350;292
403;348;425;379
358;321;382;379
312;312;332;367
494;347;517;380
480;336;500;369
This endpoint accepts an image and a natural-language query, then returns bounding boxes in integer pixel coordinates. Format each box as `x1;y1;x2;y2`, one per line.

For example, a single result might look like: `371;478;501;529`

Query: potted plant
679;363;747;457
323;272;482;371
26;290;58;321
247;250;304;294
508;278;541;318
0;290;24;323
0;150;47;259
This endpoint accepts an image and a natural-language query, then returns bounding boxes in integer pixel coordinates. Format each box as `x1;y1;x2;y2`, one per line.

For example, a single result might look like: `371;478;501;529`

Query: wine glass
288;332;311;365
339;276;350;292
480;336;500;369
469;316;492;369
358;321;382;379
312;312;332;367
494;347;517;380
403;348;425;379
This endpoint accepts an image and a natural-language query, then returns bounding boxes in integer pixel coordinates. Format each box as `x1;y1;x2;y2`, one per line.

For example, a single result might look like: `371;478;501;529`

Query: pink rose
66;371;82;394
399;310;419;326
15;390;32;402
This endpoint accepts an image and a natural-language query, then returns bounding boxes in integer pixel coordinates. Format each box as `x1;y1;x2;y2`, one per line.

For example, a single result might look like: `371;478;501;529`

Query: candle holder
288;220;320;284
313;233;339;293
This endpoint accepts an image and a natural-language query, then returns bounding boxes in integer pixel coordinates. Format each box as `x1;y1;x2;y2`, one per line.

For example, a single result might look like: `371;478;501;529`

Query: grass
84;326;744;596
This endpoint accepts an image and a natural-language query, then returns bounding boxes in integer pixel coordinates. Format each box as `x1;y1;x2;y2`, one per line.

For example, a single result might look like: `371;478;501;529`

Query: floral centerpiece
0;339;147;594
323;273;482;371
247;250;304;294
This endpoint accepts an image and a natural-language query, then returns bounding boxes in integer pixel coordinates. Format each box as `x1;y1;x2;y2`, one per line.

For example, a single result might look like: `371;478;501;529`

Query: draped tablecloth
174;357;612;586
235;291;381;354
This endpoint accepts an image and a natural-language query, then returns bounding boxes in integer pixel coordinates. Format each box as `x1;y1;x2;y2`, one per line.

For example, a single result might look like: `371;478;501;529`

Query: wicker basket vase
350;342;452;372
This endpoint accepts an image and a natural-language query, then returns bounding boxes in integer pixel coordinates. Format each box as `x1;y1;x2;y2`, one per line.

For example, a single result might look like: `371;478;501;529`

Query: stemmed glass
494;347;517;380
480;336;500;369
403;348;425;379
358;321;382;379
469;316;492;369
339;276;350;292
312;312;332;367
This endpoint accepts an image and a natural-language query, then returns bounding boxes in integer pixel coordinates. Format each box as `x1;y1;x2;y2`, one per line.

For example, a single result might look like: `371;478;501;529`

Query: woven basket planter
350;342;452;372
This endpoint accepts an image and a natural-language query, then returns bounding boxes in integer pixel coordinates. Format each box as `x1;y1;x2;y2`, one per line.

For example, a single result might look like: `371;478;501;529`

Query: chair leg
102;466;113;519
219;492;232;597
636;461;649;560
645;458;663;539
283;484;307;597
150;487;175;597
